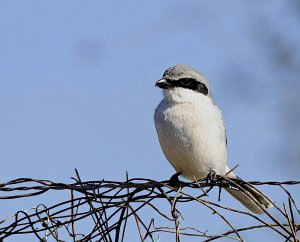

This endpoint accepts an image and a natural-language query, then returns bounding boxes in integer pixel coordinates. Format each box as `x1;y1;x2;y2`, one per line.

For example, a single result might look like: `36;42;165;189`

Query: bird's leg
205;170;226;202
206;170;217;185
206;170;224;201
169;172;182;187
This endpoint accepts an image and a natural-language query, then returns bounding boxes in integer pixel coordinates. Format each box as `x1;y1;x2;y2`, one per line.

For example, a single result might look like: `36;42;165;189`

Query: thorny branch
0;170;299;241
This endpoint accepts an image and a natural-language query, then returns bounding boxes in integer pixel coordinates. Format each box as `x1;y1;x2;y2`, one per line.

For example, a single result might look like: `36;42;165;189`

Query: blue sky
0;1;299;241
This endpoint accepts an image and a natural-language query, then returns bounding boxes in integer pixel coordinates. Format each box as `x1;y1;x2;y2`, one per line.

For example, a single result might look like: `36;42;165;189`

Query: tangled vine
0;169;299;241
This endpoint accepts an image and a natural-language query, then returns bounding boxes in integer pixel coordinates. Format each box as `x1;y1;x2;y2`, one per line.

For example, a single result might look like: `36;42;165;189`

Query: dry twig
0;170;299;241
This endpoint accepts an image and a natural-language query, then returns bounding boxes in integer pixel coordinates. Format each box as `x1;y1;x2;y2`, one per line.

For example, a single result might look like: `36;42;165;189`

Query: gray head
155;64;212;97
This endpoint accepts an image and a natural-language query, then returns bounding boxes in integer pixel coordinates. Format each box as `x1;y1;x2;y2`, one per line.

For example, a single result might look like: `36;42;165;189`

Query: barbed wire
0;169;299;241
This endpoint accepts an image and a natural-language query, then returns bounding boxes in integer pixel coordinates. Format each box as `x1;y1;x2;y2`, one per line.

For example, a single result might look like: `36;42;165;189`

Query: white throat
163;87;211;104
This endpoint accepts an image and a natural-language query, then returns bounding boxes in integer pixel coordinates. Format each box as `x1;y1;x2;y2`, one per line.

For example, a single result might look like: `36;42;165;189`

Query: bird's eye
165;79;175;85
180;78;193;86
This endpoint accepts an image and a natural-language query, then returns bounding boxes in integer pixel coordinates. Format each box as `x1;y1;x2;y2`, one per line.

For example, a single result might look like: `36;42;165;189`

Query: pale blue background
1;1;299;241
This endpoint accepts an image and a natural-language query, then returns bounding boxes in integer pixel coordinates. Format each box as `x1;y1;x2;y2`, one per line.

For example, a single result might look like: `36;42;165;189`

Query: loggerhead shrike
154;64;273;214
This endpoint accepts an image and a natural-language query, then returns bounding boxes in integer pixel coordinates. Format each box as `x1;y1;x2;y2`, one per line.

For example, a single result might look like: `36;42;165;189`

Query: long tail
225;179;273;214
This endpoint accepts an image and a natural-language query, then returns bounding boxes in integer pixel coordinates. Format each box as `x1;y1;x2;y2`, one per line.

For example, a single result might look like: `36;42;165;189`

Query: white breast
154;89;227;180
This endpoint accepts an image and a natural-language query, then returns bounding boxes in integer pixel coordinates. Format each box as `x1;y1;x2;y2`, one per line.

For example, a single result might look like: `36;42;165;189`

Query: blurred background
0;1;299;241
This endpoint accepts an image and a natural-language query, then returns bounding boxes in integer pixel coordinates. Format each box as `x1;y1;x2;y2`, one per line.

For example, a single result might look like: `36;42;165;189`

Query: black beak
155;79;172;89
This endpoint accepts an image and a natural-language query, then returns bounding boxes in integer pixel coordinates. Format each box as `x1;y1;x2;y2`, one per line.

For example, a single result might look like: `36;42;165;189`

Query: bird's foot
169;172;182;188
206;170;217;185
205;170;224;201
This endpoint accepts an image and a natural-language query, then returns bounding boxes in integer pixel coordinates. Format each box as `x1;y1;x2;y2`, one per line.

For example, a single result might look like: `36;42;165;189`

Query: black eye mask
166;78;208;95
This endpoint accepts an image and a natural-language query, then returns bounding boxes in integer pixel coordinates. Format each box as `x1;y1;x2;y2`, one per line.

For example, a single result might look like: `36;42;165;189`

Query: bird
154;64;273;214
